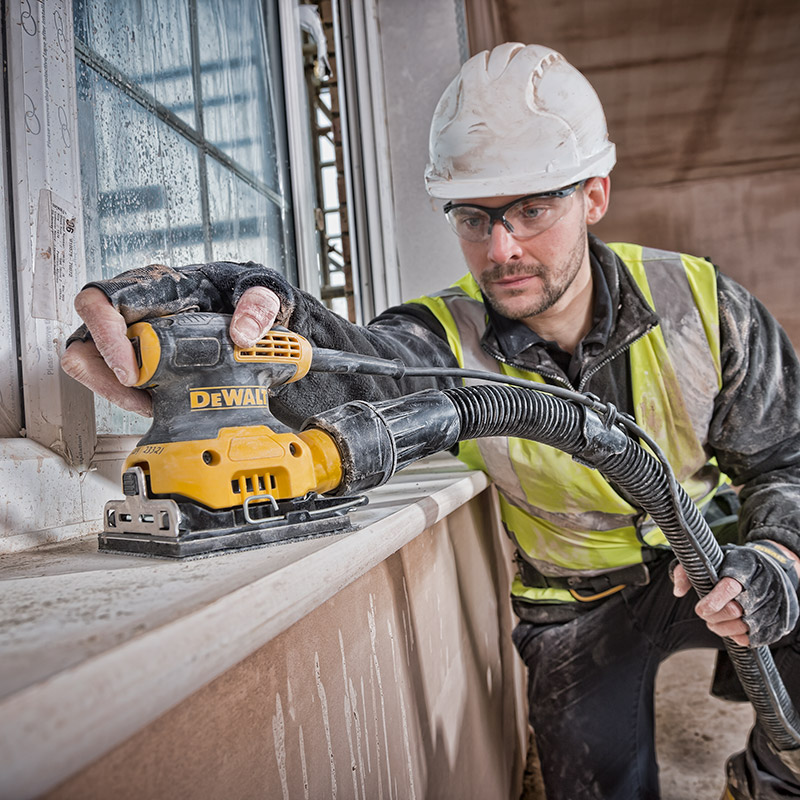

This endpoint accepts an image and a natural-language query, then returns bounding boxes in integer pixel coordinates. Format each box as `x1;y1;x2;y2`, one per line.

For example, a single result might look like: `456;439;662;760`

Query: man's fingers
707;616;750;646
231;286;282;346
695;576;743;616
671;563;691;597
61;340;152;416
74;288;139;386
702;601;744;631
706;616;749;638
693;577;751;645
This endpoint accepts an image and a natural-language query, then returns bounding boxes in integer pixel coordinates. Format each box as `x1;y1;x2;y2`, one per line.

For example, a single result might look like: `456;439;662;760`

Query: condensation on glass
73;0;293;434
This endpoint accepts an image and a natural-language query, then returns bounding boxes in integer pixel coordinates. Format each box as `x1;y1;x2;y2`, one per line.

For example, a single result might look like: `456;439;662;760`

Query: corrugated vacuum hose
444;383;800;754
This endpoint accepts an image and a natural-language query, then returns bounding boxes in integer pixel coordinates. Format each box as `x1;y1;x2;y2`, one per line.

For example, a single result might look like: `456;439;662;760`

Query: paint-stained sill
0;453;489;800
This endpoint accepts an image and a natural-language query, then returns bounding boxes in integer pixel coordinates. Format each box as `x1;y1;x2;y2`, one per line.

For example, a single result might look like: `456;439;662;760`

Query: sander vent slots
236;330;305;362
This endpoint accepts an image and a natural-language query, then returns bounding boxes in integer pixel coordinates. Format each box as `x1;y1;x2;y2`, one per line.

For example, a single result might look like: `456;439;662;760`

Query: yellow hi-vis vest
410;243;726;604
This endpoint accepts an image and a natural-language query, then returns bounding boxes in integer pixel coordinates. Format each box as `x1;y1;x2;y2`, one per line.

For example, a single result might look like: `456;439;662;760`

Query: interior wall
463;0;800;346
593;170;800;346
376;0;469;300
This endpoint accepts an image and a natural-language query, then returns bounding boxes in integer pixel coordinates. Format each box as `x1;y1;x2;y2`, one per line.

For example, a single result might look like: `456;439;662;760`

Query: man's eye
518;204;547;220
459;215;484;229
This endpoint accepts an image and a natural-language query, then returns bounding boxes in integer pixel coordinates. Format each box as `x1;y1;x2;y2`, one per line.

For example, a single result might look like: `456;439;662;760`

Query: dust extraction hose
305;382;800;751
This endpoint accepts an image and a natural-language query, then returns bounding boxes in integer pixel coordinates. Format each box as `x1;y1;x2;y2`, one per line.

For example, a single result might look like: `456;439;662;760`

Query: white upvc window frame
279;0;322;302
283;0;404;323
0;19;22;441
0;0;401;551
2;0;104;552
6;0;87;458
339;0;402;320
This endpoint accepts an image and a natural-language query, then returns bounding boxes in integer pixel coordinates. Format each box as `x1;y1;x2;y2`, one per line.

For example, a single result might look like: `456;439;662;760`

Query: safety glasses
443;182;583;243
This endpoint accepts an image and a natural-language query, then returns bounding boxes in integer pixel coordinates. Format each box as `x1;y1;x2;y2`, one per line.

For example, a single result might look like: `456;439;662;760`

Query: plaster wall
376;0;469;300
594;169;800;348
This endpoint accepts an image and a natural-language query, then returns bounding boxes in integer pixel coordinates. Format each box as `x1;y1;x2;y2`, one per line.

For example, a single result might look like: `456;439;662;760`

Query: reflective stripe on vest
409;243;725;603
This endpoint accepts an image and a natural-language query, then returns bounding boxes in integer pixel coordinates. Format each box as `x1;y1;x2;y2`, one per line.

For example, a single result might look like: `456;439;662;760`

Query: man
62;43;800;798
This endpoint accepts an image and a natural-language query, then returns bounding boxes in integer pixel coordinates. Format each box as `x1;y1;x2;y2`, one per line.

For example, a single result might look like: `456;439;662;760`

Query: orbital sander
99;312;367;558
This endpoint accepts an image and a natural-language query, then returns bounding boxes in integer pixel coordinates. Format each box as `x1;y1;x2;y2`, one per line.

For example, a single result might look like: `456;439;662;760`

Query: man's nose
486;220;523;263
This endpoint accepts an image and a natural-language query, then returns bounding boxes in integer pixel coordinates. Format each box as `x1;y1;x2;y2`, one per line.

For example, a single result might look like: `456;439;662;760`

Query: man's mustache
482;262;546;283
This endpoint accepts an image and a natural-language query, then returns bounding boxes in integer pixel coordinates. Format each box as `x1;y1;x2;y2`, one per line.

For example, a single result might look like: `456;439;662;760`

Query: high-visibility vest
410;243;726;604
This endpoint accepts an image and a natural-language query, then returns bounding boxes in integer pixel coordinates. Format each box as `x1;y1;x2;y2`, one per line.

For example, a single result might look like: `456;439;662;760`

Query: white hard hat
424;43;616;199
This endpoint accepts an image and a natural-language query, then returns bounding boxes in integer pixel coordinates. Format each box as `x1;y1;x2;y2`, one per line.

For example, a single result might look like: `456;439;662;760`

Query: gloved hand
717;541;799;648
674;540;800;648
61;262;293;414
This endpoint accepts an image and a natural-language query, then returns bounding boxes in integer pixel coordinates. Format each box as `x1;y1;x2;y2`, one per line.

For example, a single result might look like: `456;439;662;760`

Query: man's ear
584;176;611;225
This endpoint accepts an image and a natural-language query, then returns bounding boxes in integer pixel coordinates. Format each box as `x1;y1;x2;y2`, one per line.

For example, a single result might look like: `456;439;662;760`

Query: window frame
0;0;22;438
278;0;323;301
337;0;402;321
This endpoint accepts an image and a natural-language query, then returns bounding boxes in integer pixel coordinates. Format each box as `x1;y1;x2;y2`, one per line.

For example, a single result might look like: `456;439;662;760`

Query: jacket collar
479;234;659;385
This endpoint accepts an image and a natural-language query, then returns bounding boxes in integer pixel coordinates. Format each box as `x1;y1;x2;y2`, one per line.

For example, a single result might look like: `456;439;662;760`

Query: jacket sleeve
270;287;460;428
709;273;800;556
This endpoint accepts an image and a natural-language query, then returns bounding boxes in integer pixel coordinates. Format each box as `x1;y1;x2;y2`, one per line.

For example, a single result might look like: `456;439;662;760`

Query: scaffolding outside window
301;1;356;322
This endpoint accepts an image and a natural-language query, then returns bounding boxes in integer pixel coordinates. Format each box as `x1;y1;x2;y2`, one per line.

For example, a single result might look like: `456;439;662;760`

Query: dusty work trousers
512;556;800;799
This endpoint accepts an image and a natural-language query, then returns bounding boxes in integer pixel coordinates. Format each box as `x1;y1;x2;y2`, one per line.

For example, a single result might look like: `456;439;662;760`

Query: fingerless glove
719;540;800;648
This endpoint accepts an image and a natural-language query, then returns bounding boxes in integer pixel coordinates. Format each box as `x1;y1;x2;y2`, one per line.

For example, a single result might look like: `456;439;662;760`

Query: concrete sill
0;453;489;799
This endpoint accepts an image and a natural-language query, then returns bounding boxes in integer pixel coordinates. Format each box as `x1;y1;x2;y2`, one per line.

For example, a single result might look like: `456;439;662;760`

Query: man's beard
478;227;587;322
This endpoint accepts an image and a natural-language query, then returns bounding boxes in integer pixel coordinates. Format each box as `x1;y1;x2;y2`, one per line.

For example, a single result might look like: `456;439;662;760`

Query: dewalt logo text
189;386;270;410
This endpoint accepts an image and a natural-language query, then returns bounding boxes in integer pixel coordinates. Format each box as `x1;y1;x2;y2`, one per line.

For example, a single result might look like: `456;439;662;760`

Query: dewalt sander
99;312;369;558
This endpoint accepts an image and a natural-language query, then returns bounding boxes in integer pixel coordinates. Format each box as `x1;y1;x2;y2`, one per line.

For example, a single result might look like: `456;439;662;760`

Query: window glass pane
196;0;280;191
74;0;293;436
77;63;206;279
73;0;196;128
207;160;286;271
77;62;205;434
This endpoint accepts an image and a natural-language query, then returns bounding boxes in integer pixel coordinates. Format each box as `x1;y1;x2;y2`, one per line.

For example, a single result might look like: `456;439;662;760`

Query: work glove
67;261;297;345
718;540;800;648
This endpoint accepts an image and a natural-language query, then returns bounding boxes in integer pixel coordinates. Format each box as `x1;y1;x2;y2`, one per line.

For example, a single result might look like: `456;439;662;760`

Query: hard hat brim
425;145;616;200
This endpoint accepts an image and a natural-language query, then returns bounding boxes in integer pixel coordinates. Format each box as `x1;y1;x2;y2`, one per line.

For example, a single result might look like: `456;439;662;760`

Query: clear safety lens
443;183;581;243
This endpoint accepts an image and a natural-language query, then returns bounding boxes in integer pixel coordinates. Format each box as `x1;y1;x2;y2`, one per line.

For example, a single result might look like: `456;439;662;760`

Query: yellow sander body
99;313;362;558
